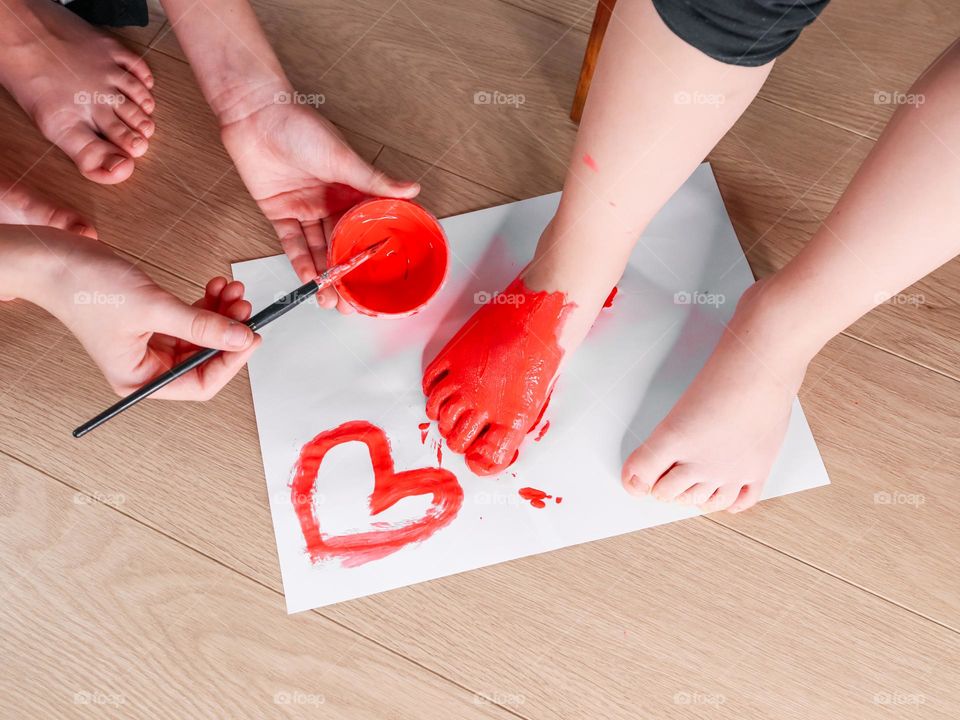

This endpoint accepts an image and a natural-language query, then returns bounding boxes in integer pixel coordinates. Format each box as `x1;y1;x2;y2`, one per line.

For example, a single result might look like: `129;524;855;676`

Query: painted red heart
290;420;463;568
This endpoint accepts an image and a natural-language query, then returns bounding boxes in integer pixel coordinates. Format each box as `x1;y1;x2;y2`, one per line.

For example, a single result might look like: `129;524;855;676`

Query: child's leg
0;178;97;235
625;38;960;512
0;0;155;184
423;0;771;475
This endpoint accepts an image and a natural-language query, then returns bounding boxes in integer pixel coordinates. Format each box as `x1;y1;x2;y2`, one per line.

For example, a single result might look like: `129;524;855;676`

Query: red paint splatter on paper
519;487;552;509
583;153;599;172
290;421;463;567
419;422;430;444
533;420;550;442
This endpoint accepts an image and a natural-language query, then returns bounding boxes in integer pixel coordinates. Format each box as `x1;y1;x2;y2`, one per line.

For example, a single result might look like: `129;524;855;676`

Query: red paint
603;286;618;309
533;420;550;442
418;422;430;444
328;198;447;317
583;153;599;172
555;496;563;504
436;442;443;466
519;486;552;509
290;421;463;567
423;277;575;476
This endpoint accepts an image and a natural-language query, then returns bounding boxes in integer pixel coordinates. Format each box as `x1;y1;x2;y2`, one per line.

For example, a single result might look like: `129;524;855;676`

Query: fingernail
225;322;251;348
104;155;127;172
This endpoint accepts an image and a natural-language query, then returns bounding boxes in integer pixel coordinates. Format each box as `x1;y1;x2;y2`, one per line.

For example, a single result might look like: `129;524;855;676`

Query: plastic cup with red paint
327;198;448;317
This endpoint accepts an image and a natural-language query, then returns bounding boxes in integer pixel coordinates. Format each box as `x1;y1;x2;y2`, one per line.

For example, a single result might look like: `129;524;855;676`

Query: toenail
145;75;154;87
104;155;127;172
69;223;89;235
132;136;143;148
629;475;649;494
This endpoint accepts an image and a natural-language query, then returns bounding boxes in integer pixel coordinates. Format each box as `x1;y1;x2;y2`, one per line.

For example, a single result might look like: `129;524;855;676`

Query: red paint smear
290;420;464;567
519;486;552;509
423;277;575;476
436;442;443;466
583;153;599;172
329;199;447;316
603;286;618;309
418;422;430;444
533;420;550;442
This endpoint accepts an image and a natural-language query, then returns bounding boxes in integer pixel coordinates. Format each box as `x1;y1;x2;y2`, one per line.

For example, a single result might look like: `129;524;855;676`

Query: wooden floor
2;0;959;717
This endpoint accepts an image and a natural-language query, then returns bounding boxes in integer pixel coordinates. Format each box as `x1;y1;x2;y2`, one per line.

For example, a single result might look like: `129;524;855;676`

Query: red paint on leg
290;421;463;567
603;286;618;309
583;153;599;172
423;277;575;475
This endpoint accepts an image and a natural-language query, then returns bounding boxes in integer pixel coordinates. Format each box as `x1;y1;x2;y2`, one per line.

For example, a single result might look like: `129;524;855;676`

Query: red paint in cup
328;198;448;317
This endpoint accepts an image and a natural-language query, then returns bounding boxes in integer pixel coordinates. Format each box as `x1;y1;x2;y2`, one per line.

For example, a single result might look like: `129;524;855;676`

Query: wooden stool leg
571;0;617;123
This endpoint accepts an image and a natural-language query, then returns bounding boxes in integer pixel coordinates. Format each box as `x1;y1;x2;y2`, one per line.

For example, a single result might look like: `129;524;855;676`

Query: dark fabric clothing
652;0;831;66
64;0;148;27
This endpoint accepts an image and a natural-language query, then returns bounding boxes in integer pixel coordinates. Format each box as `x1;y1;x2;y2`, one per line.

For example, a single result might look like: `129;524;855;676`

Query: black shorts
63;0;149;27
653;0;831;66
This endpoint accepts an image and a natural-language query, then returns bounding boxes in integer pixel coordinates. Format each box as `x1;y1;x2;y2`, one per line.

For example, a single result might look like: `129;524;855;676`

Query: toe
676;482;719;506
447;410;487;454
425;380;456;420
57;125;133;184
114;71;155;113
650;464;700;502
465;424;525;476
728;483;763;514
422;360;449;396
97;110;147;157
48;206;97;238
622;439;674;496
438;395;469;437
698;483;744;513
114;101;155;138
113;48;154;89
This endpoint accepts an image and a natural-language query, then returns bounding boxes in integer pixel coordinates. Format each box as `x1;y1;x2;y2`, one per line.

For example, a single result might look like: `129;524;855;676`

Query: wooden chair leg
571;0;617;123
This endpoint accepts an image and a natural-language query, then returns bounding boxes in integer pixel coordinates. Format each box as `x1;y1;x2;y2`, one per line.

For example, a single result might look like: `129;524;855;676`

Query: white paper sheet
233;163;830;613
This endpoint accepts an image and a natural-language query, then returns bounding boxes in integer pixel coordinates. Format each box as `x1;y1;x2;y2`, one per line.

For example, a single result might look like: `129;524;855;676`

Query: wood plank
0;453;514;720
152;0;584;199
758;0;960;140
500;0;595;34
0;49;382;288
710;97;960;381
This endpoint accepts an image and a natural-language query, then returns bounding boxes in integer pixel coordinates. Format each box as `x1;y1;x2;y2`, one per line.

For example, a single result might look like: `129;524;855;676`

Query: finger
218;280;246;306
316;216;341;309
335;151;420;199
204;277;228;305
223;298;252;322
302;220;327;277
151;297;256;351
272;218;317;282
153;335;262;401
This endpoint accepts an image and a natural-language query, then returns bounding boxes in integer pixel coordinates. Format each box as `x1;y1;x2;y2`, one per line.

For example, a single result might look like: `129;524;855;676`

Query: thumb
338;152;420;199
155;300;256;351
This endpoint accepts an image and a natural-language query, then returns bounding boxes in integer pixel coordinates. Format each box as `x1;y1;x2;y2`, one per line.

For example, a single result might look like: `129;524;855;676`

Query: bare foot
621;281;808;514
0;179;97;236
0;0;156;184
423;223;614;475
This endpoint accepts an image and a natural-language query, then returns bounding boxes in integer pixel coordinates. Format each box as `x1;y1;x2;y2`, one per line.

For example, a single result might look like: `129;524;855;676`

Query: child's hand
20;228;261;400
220;101;419;313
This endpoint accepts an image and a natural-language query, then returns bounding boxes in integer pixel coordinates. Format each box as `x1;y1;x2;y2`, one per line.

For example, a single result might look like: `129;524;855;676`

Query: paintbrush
73;239;389;438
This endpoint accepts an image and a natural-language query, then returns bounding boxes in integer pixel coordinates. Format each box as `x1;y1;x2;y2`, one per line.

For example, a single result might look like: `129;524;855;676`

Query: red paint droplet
583;153;599;172
603;286;618;309
519;486;552;509
534;420;550;442
419;422;430;444
555;496;562;504
437;442;443;466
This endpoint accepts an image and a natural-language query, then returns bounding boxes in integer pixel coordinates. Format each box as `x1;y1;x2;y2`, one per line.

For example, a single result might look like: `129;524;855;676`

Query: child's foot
423;223;616;475
0;179;98;299
0;0;156;184
621;281;808;513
